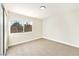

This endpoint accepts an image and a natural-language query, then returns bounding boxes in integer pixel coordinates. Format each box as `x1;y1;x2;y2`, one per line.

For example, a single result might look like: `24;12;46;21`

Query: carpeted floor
6;38;79;56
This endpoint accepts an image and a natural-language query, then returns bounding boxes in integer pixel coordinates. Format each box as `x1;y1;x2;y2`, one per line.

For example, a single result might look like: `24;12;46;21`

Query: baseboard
8;37;42;47
43;36;79;48
8;36;79;48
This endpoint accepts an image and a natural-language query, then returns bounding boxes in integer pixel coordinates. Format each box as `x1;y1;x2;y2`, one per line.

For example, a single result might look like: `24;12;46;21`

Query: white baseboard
8;36;79;48
43;36;79;48
8;37;42;47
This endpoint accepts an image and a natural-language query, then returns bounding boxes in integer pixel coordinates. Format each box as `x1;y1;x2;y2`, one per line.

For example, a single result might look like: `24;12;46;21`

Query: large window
10;17;32;33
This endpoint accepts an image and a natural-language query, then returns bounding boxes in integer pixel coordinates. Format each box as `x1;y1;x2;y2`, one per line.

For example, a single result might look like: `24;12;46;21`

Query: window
24;21;32;32
11;22;23;33
10;17;32;33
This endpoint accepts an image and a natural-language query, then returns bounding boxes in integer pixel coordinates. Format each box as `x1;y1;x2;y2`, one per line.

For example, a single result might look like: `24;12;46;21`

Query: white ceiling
4;3;79;19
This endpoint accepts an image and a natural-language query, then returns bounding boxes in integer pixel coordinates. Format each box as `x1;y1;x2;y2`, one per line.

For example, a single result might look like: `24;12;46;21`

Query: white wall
7;5;79;48
43;8;79;48
8;12;42;46
4;10;9;54
0;4;3;55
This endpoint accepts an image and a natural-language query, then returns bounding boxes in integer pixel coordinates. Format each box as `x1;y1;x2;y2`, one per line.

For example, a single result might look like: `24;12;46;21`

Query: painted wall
7;5;79;48
4;10;9;54
8;12;42;46
0;4;3;55
43;8;79;48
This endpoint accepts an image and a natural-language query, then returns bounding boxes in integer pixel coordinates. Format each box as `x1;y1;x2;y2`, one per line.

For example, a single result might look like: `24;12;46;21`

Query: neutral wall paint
8;12;42;46
0;4;3;55
43;9;79;48
7;6;79;48
4;10;9;54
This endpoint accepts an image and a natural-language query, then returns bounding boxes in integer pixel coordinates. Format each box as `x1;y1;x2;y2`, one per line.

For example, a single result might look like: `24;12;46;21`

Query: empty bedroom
0;3;79;56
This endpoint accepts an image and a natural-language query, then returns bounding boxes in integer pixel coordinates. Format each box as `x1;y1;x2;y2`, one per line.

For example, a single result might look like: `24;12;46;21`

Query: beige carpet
6;38;79;56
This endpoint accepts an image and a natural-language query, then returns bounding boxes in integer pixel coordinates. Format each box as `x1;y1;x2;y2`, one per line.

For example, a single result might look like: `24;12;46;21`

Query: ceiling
3;3;79;19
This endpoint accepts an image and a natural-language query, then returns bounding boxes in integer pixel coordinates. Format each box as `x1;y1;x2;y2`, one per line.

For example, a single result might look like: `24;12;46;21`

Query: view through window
10;17;32;33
